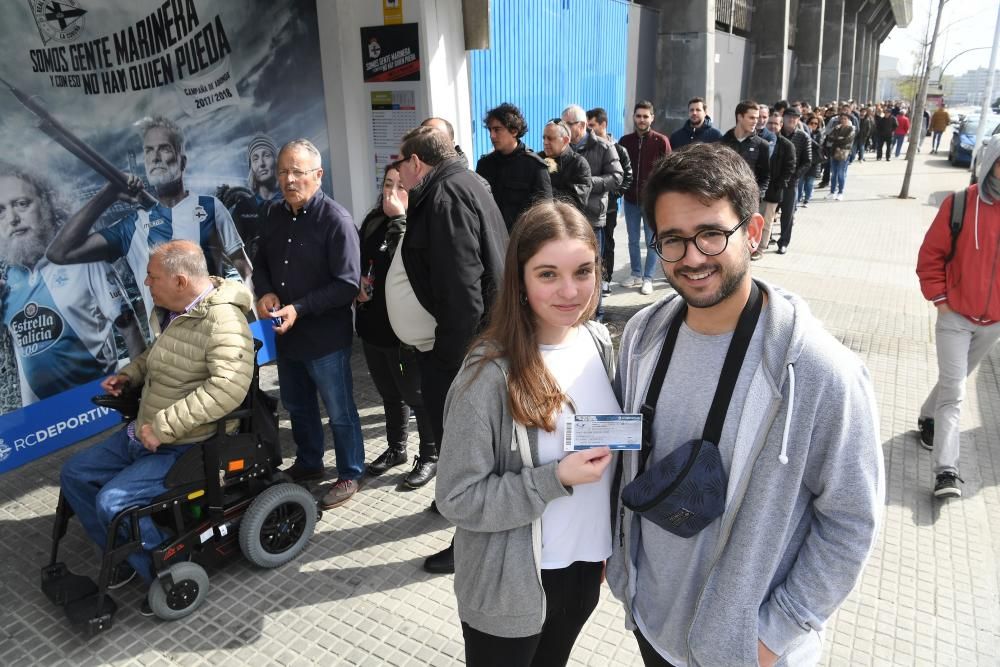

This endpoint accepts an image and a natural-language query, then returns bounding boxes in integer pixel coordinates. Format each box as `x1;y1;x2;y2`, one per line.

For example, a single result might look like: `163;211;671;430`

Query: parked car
971;126;1000;184
950;114;1000;167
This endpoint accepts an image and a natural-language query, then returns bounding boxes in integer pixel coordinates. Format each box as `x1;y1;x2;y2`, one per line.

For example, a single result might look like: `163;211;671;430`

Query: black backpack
945;187;970;264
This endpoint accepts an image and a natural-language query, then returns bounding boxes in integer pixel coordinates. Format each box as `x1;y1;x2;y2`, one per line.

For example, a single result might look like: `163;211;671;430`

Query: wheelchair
41;340;321;637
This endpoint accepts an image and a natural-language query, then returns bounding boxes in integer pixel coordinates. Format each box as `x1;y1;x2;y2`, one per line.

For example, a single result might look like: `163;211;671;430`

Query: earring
519;293;528;306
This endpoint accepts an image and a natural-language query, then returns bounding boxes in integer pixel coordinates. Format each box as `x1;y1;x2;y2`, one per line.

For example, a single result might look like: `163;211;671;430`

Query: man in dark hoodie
721;100;770;196
670;97;723;149
475;103;552;232
776;108;812;254
391;126;508;574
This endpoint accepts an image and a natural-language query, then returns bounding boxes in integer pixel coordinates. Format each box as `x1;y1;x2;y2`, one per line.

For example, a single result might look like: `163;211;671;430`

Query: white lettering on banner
174;57;240;118
13;406;111;451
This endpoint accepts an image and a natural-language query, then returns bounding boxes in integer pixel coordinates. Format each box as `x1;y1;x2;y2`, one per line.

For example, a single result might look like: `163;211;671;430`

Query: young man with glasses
608;143;883;667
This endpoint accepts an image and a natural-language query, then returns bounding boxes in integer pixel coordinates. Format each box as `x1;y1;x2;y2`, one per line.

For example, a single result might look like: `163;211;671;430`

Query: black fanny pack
621;281;763;538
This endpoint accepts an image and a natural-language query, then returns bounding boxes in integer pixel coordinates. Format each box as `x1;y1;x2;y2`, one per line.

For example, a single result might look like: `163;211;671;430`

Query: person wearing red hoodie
916;137;1000;499
893;110;911;158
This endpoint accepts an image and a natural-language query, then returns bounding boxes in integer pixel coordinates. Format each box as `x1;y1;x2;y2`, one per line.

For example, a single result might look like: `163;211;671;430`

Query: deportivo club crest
0;439;11;463
30;0;87;45
193;205;208;222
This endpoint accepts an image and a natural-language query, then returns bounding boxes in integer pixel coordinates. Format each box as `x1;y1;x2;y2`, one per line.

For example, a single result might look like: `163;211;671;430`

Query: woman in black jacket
356;164;436;487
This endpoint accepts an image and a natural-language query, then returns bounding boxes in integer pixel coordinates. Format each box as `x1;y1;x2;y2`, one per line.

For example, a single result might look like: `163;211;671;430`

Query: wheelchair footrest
41;563;98;606
65;593;117;636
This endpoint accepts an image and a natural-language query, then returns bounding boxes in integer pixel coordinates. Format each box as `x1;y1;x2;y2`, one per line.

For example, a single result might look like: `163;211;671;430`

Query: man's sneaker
933;472;963;499
404;457;438;489
751;250;763;261
834;193;843;201
601;281;612;296
917;417;934;450
320;479;359;509
800;200;809;208
366;448;408;476
108;561;137;590
640;279;653;296
139;597;155;617
623;276;642;288
825;192;836;200
776;246;788;255
423;543;455;574
283;461;324;483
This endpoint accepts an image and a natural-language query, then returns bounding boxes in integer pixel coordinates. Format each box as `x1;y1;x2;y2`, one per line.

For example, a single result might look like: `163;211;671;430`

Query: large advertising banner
0;0;330;474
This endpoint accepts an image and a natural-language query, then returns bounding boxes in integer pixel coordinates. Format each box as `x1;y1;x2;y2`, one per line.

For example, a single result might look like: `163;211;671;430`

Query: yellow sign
383;0;403;25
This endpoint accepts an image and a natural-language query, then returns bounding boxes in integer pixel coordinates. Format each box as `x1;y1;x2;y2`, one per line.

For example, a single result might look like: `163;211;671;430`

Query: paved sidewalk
2;151;998;665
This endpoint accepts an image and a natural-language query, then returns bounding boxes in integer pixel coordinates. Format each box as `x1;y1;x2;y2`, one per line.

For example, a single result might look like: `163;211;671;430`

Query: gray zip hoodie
607;280;884;666
435;321;614;638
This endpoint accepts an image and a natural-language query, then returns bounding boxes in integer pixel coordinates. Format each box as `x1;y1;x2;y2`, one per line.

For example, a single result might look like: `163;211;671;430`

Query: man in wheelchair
58;240;255;613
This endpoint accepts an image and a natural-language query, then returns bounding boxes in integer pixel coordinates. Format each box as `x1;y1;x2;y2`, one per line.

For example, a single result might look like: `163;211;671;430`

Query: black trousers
875;135;893;160
633;628;678;667
362;341;436;458
779;178;799;250
461;561;603;667
603;203;618;282
415;351;460;453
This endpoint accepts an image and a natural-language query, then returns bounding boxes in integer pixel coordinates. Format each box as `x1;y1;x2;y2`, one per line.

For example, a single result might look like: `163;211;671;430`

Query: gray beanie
247;135;277;166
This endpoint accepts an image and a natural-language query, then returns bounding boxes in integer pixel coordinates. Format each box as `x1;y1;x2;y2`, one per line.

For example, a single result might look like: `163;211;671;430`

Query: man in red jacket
916;138;1000;499
619;101;671;295
893;110;911;158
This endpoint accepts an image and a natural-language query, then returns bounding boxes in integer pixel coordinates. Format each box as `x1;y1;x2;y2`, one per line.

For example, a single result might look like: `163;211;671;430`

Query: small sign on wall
361;23;421;82
383;0;403;25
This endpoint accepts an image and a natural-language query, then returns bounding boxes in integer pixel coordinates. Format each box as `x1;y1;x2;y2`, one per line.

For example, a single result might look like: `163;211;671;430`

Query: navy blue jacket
254;190;360;360
670;117;723;149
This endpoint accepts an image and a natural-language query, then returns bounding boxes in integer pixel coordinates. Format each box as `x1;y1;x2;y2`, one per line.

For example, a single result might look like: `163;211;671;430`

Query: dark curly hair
484;103;528;139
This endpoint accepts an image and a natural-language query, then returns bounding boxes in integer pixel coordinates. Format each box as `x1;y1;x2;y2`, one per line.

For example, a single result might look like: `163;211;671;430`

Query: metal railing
715;0;753;34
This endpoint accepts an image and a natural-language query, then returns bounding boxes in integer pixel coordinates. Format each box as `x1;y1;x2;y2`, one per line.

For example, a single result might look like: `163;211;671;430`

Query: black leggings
633;628;678;666
362;342;435;457
461;561;603;667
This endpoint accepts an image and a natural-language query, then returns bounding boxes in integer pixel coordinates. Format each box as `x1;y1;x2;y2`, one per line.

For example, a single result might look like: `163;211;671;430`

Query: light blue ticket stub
563;414;643;451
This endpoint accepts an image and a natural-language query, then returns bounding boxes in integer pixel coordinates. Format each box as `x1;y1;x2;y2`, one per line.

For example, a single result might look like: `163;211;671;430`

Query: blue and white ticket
563;414;643;451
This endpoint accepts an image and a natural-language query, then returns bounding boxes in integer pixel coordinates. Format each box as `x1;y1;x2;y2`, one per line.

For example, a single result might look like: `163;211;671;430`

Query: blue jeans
932;131;944;152
624;199;658;280
894;134;905;157
830;159;849;194
277;346;364;480
797;175;815;203
60;429;193;582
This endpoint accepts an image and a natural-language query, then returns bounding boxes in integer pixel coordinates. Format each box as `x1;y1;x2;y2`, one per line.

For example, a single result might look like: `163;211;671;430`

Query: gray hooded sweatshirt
435;321;614;638
607;280;884;666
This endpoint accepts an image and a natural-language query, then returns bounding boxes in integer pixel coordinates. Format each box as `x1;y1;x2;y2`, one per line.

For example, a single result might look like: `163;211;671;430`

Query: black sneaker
423;543;455;574
404;457;438;489
108;561;136;590
933;472;963;499
917;417;934;450
139;597;155;617
366;448;408;476
282;461;324;483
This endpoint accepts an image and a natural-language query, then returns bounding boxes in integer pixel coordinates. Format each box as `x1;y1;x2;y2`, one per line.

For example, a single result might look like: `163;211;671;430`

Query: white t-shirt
384;241;436;351
536;327;620;569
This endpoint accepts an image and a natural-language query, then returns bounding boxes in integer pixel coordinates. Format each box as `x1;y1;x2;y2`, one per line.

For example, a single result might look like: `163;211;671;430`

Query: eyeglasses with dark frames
649;216;750;262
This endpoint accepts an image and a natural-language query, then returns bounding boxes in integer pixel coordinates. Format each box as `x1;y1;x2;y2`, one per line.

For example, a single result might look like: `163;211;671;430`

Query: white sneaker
825;192;835;200
834;193;843;201
601;281;611;296
640;279;653;296
624;276;642;288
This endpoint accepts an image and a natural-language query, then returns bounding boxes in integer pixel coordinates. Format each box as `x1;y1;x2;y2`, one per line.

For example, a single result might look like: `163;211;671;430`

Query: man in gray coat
607;143;883;667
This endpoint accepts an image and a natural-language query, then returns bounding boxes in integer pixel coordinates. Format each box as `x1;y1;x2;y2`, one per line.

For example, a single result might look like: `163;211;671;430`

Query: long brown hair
472;201;600;432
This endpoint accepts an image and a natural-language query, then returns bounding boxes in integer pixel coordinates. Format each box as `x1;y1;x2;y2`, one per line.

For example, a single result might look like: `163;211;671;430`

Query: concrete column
638;0;715;135
853;27;868;100
840;0;858;99
748;0;791;104
819;0;844;102
790;0;825;105
870;45;880;102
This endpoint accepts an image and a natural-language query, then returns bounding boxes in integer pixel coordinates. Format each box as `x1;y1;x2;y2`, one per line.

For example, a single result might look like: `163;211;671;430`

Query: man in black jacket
391;126;508;574
475;103;552;231
721;100;771;196
542;120;592;213
587;107;633;293
776;108;811;255
759;112;796;257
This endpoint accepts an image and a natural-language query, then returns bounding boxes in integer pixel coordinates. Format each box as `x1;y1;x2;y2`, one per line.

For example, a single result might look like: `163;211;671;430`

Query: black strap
638;280;764;471
945;187;968;265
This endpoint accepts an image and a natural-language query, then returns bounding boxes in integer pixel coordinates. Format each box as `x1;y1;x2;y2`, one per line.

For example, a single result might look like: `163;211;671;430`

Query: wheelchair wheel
147;561;209;621
239;482;317;568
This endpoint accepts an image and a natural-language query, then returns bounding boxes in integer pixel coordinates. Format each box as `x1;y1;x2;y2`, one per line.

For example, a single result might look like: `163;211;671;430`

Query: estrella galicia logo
30;0;87;45
10;302;64;356
0;439;11;463
193;205;208;223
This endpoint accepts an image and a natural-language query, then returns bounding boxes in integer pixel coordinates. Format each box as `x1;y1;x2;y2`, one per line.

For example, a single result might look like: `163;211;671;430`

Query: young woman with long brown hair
436;200;618;666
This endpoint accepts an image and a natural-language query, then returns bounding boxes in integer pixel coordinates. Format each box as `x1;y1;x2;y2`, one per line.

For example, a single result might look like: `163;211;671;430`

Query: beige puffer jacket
120;278;255;445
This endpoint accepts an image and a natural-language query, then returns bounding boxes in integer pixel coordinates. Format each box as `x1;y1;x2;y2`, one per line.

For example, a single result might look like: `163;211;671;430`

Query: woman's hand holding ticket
557;447;611;486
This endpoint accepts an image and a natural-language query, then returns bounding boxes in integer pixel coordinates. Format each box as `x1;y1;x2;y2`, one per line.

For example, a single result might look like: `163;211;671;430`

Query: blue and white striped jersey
98;194;243;319
3;257;128;405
